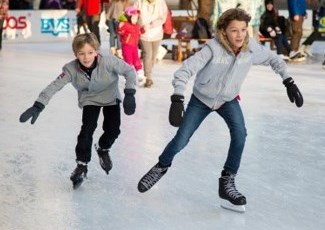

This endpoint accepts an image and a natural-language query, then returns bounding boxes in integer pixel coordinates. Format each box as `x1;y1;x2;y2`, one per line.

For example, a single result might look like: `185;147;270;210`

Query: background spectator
287;0;307;61
106;0;128;58
133;0;168;88
260;0;291;60
76;0;102;43
0;0;9;50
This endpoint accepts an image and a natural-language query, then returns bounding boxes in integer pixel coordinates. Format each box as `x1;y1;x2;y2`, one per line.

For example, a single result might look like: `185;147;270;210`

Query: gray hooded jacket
36;53;137;108
172;37;291;110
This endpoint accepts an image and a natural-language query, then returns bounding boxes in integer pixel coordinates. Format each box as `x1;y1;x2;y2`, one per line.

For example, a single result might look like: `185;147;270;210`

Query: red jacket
77;0;101;16
118;22;144;46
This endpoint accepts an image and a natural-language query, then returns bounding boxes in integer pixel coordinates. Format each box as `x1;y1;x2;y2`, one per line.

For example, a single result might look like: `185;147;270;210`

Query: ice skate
70;163;88;189
138;163;168;193
95;143;112;174
219;170;246;213
136;70;146;87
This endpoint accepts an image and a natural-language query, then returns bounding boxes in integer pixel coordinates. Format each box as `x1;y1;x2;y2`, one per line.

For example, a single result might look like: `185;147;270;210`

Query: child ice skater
137;8;303;213
20;33;137;189
118;6;145;85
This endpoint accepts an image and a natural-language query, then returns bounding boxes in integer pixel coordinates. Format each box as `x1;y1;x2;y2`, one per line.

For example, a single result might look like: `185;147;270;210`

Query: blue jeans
274;33;291;55
107;19;121;49
159;95;247;174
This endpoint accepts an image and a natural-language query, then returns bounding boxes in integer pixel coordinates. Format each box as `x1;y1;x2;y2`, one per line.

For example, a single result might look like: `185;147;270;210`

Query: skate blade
72;178;84;189
220;200;246;213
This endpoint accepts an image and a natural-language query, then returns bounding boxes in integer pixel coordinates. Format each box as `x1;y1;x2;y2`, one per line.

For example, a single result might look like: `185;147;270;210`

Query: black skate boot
138;163;168;193
95;144;112;174
219;170;246;213
70;163;88;189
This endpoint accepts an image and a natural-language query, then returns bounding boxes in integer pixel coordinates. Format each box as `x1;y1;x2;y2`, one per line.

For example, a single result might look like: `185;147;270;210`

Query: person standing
0;0;9;50
260;0;292;60
19;33;137;189
137;8;303;213
287;0;307;60
133;0;168;88
118;6;145;84
76;0;102;44
105;0;128;58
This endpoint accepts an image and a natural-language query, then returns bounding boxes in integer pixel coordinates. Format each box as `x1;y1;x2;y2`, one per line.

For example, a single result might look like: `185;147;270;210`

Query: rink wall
2;10;80;43
2;10;313;43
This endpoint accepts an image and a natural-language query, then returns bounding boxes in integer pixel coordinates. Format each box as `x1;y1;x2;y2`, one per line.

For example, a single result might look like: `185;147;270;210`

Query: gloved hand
283;77;303;107
123;88;136;115
267;27;276;37
169;95;184;127
19;101;45;124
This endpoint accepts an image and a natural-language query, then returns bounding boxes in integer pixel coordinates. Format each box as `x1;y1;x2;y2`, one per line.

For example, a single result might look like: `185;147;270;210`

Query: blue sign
41;17;70;36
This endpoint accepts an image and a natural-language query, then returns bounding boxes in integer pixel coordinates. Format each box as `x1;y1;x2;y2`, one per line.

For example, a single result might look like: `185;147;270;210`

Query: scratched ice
0;38;324;230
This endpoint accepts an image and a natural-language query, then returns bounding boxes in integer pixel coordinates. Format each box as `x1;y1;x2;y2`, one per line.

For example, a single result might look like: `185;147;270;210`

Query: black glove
283;77;303;107
169;95;184;127
19;101;45;124
123;88;136;115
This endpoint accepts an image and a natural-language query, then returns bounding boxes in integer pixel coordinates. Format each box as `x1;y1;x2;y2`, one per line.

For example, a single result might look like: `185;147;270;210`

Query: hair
72;33;100;54
216;8;251;31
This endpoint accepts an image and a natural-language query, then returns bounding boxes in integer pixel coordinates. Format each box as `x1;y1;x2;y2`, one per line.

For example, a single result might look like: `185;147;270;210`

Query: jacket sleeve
36;69;72;105
109;55;137;89
172;44;213;96
250;39;291;81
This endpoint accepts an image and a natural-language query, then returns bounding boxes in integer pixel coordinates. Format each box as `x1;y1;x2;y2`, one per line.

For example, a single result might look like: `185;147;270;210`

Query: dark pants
0;18;4;49
75;104;121;163
86;15;101;44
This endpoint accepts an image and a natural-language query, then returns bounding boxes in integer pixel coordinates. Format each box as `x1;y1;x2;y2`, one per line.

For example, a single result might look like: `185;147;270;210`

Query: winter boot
144;78;153;88
95;143;112;174
70;162;88;189
138;163;168;193
219;170;246;213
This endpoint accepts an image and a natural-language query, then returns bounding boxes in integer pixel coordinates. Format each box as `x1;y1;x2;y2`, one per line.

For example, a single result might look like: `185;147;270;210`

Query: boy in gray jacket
137;8;303;213
20;33;137;189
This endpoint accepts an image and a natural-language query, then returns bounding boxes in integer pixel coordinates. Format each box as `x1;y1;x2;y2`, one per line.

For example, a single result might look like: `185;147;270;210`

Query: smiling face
222;20;248;51
75;43;98;68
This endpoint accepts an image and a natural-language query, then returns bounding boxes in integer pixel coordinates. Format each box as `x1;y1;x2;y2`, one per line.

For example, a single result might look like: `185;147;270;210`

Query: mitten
267;27;276;37
169;95;184;127
283;77;303;107
19;101;45;124
123;88;136;115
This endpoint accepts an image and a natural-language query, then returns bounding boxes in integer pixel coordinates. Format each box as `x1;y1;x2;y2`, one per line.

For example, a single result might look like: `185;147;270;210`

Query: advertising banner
3;10;79;43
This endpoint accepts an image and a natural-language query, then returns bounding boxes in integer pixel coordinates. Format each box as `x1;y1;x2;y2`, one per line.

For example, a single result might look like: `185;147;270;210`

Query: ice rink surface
0;39;325;230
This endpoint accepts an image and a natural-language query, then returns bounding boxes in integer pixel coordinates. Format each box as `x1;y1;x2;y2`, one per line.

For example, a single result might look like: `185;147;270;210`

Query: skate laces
223;175;243;200
141;165;167;189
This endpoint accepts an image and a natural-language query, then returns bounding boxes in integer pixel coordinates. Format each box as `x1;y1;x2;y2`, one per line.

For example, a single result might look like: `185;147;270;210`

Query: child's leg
121;44;133;66
75;105;101;163
133;47;143;71
98;104;121;149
